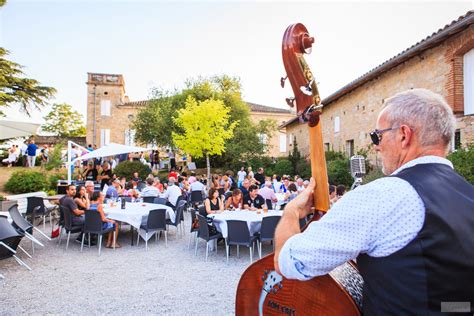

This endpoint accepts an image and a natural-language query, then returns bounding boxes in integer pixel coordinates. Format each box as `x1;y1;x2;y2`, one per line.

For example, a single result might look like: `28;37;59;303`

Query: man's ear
400;125;413;148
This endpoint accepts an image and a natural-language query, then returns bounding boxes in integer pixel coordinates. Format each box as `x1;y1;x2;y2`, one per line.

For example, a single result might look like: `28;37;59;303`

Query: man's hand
284;178;316;219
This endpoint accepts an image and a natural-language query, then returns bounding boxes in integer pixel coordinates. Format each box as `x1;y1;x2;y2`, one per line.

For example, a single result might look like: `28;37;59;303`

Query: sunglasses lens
370;132;380;145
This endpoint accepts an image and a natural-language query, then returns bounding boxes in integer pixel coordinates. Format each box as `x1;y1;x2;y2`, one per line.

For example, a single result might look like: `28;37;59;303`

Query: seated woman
89;192;120;248
74;185;90;211
284;183;299;202
205;187;224;215
225;188;243;210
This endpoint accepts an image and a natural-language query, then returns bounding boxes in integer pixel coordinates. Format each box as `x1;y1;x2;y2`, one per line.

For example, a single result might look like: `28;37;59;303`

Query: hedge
5;170;49;194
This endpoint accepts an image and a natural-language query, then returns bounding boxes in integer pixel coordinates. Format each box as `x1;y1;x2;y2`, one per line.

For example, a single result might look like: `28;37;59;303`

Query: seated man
106;179;120;199
85;180;95;199
161;177;182;209
243;184;266;211
141;177;159;197
258;180;278;206
59;185;84;225
59;184;94;244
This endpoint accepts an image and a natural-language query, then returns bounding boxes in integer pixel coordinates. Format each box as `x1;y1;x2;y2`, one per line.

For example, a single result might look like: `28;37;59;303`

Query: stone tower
86;73;128;147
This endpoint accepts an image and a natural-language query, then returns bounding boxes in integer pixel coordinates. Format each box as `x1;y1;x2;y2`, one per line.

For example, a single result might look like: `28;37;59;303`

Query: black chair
257;216;281;258
166;200;186;237
198;205;207;217
142;196;156;203
8;204;47;256
81;209;116;256
188;208;199;249
265;199;273;211
195;214;222;261
120;196;132;202
0;216;31;271
153;197;167;205
26;197;52;229
137;181;146;191
190;191;204;204
225;220;258;264
137;209;167;251
58;205;83;251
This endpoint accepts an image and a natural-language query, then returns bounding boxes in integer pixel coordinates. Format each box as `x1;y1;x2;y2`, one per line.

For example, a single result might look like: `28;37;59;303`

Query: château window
101;100;111;116
279;134;287;153
334;116;340;133
100;129;110;147
345;139;354;157
463;48;474;115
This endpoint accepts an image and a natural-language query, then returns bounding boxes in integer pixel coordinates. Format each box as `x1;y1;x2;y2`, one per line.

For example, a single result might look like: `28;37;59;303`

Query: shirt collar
391;155;453;175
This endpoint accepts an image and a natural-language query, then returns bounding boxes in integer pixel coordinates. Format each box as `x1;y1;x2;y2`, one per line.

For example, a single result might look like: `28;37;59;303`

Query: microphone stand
350;177;363;190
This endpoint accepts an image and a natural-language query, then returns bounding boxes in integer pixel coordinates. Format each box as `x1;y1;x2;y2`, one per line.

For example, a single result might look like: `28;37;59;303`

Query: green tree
288;137;302;174
42;103;86;137
173;96;237;184
0;47;56;116
133;75;275;164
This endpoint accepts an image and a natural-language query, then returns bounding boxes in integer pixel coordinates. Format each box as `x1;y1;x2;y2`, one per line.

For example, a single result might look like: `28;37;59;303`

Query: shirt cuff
278;235;312;281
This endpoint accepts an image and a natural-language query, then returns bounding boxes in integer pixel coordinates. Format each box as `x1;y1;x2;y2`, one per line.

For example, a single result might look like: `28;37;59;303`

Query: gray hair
382;89;456;150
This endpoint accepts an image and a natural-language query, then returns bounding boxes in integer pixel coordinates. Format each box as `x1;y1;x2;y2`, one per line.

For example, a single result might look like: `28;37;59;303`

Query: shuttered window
463;48;474;115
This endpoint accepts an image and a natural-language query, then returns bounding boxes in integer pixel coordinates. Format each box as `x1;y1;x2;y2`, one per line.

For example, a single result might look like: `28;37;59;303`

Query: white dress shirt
161;184;182;206
141;185;159;197
278;156;453;281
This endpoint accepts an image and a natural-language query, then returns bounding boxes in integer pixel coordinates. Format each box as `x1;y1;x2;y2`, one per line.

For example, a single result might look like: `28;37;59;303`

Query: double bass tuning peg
286;97;295;107
280;76;287;88
300;79;315;96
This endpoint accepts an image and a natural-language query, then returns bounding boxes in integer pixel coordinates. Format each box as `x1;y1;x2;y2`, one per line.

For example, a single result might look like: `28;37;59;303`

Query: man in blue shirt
26;139;38;168
274;89;474;314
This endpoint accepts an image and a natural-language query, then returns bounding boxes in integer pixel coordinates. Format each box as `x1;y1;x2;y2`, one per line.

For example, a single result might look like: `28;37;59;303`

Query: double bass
235;23;363;315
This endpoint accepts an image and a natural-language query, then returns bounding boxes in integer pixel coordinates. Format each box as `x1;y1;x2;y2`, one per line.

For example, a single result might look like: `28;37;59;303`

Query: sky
1;0;472;125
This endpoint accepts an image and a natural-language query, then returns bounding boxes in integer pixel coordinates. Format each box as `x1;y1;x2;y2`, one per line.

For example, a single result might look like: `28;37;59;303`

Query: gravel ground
0;212;268;315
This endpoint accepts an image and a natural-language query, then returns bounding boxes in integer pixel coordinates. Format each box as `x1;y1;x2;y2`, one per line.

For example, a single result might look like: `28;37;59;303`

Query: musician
274;89;474;314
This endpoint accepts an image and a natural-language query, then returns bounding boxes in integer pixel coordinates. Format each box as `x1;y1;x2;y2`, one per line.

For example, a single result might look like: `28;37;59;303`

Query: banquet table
208;209;282;238
104;202;175;242
274;193;287;210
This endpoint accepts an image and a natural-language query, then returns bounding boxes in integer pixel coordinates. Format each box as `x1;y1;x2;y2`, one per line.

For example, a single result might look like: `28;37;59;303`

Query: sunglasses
369;127;399;145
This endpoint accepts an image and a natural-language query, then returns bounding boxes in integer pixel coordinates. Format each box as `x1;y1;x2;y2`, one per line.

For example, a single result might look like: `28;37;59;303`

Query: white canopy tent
0;118;40;140
67;142;151;183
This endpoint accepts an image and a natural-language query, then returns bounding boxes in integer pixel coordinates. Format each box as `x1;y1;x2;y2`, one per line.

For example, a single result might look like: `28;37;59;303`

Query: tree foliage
447;146;474;184
173;96;237;181
0;48;56;116
42;103;86;137
133;75;275;164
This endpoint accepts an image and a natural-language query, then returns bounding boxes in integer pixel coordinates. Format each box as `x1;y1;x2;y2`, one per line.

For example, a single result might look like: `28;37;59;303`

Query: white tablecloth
104;202;175;229
208;210;282;238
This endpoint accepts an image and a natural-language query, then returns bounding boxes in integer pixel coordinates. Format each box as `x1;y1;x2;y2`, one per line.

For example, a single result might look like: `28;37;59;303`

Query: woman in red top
225;188;243;210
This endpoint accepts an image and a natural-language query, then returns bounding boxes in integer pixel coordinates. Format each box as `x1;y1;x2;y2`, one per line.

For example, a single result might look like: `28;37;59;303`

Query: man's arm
274;178;315;274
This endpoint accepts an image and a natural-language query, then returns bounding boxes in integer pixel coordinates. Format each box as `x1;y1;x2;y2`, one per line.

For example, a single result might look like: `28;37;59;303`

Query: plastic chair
166;200;186;237
58;205;83;251
265;199;273;211
142;196;156;203
225;220;258;264
8;204;49;256
81;209;116;256
120;196;132;202
0;216;31;271
26;197;52;229
195;214;222;261
138;209;167;251
153;197;167;205
257;216;281;258
188;208;199;249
